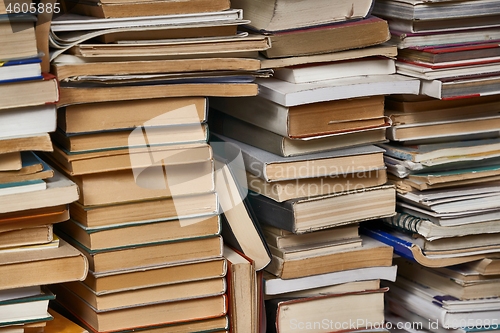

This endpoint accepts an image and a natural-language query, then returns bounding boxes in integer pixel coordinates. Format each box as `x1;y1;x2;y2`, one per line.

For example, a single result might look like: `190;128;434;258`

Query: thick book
259;16;390;59
69;192;218;228
0;104;56;140
248;185;395;234
62;277;226;311
224;245;258;333
257;74;420;107
59;232;224;274
58;96;208;134
264;265;397;296
0;18;38;60
0;205;69;233
0;289;54;326
55;214;220;251
0;152;21;171
0;237;88;290
51;282;228;333
421;74;500;100
52;55;261;81
52;124;208;153
64;0;230;18
0;225;53;249
231;0;374;32
214;158;271;271
0;134;53;156
273;57;396;84
266;288;387;333
0;57;42;83
66;160;214;206
210;94;386;139
83;257;227;294
0;169;79;214
46;142;213;176
210;110;388;157
265;236;393;279
0;74;59;110
211;133;385;182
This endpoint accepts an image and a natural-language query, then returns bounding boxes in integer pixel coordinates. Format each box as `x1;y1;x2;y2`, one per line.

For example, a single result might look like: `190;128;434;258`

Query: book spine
382;212;422;234
247;193;296;233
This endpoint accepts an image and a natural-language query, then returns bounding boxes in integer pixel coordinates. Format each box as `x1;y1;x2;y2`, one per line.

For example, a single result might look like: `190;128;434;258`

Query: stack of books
0;11;88;332
43;0;276;332
366;1;500;332
372;0;500;100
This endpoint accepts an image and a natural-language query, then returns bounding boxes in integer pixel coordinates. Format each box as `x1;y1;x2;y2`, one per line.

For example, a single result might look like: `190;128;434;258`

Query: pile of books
0;11;88;332
42;0;278;331
367;1;500;332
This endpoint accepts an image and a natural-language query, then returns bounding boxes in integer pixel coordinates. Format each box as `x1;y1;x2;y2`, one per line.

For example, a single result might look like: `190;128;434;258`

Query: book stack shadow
365;0;500;332
207;0;425;331
41;0;275;331
0;11;88;332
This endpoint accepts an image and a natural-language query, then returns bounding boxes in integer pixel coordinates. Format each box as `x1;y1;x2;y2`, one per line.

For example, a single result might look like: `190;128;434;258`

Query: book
44;308;89;333
52;55;260;81
273;57;396;84
69;192;218;228
224;245;258;333
397;43;500;65
373;0;500;21
0;58;41;83
231;0;374;32
262;224;359;249
390;27;500;49
0;104;56;140
0;289;54;326
398;61;500;84
62;277;226;311
0;179;46;196
211;133;386;182
51;282;228;333
386;114;500;142
268;237;363;261
46;142;213;175
52;124;208;153
0;237;88;290
67;160;214;206
0;134;53;155
266;288;387;333
264;265;397;296
0;225;53;249
0;205;69;233
257;74;420;107
276;279;383;298
385;93;500;113
266;236;394;279
361;226;496;268
58;97;208;134
379;139;500;164
66;34;270;58
210;111;388;157
0;152;44;179
383;212;500;240
421;74;500;100
260;43;398;69
64;0;230;18
259;16;390;59
456;258;500;276
248;185;395;234
0;152;21;171
60;232;223;273
0;169;79;214
210;95;386;139
83;257;227;294
0;18;38;60
395;257;500;300
0;74;59;110
383;15;500;34
58;82;258;107
214;158;271;271
55;214;220;251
